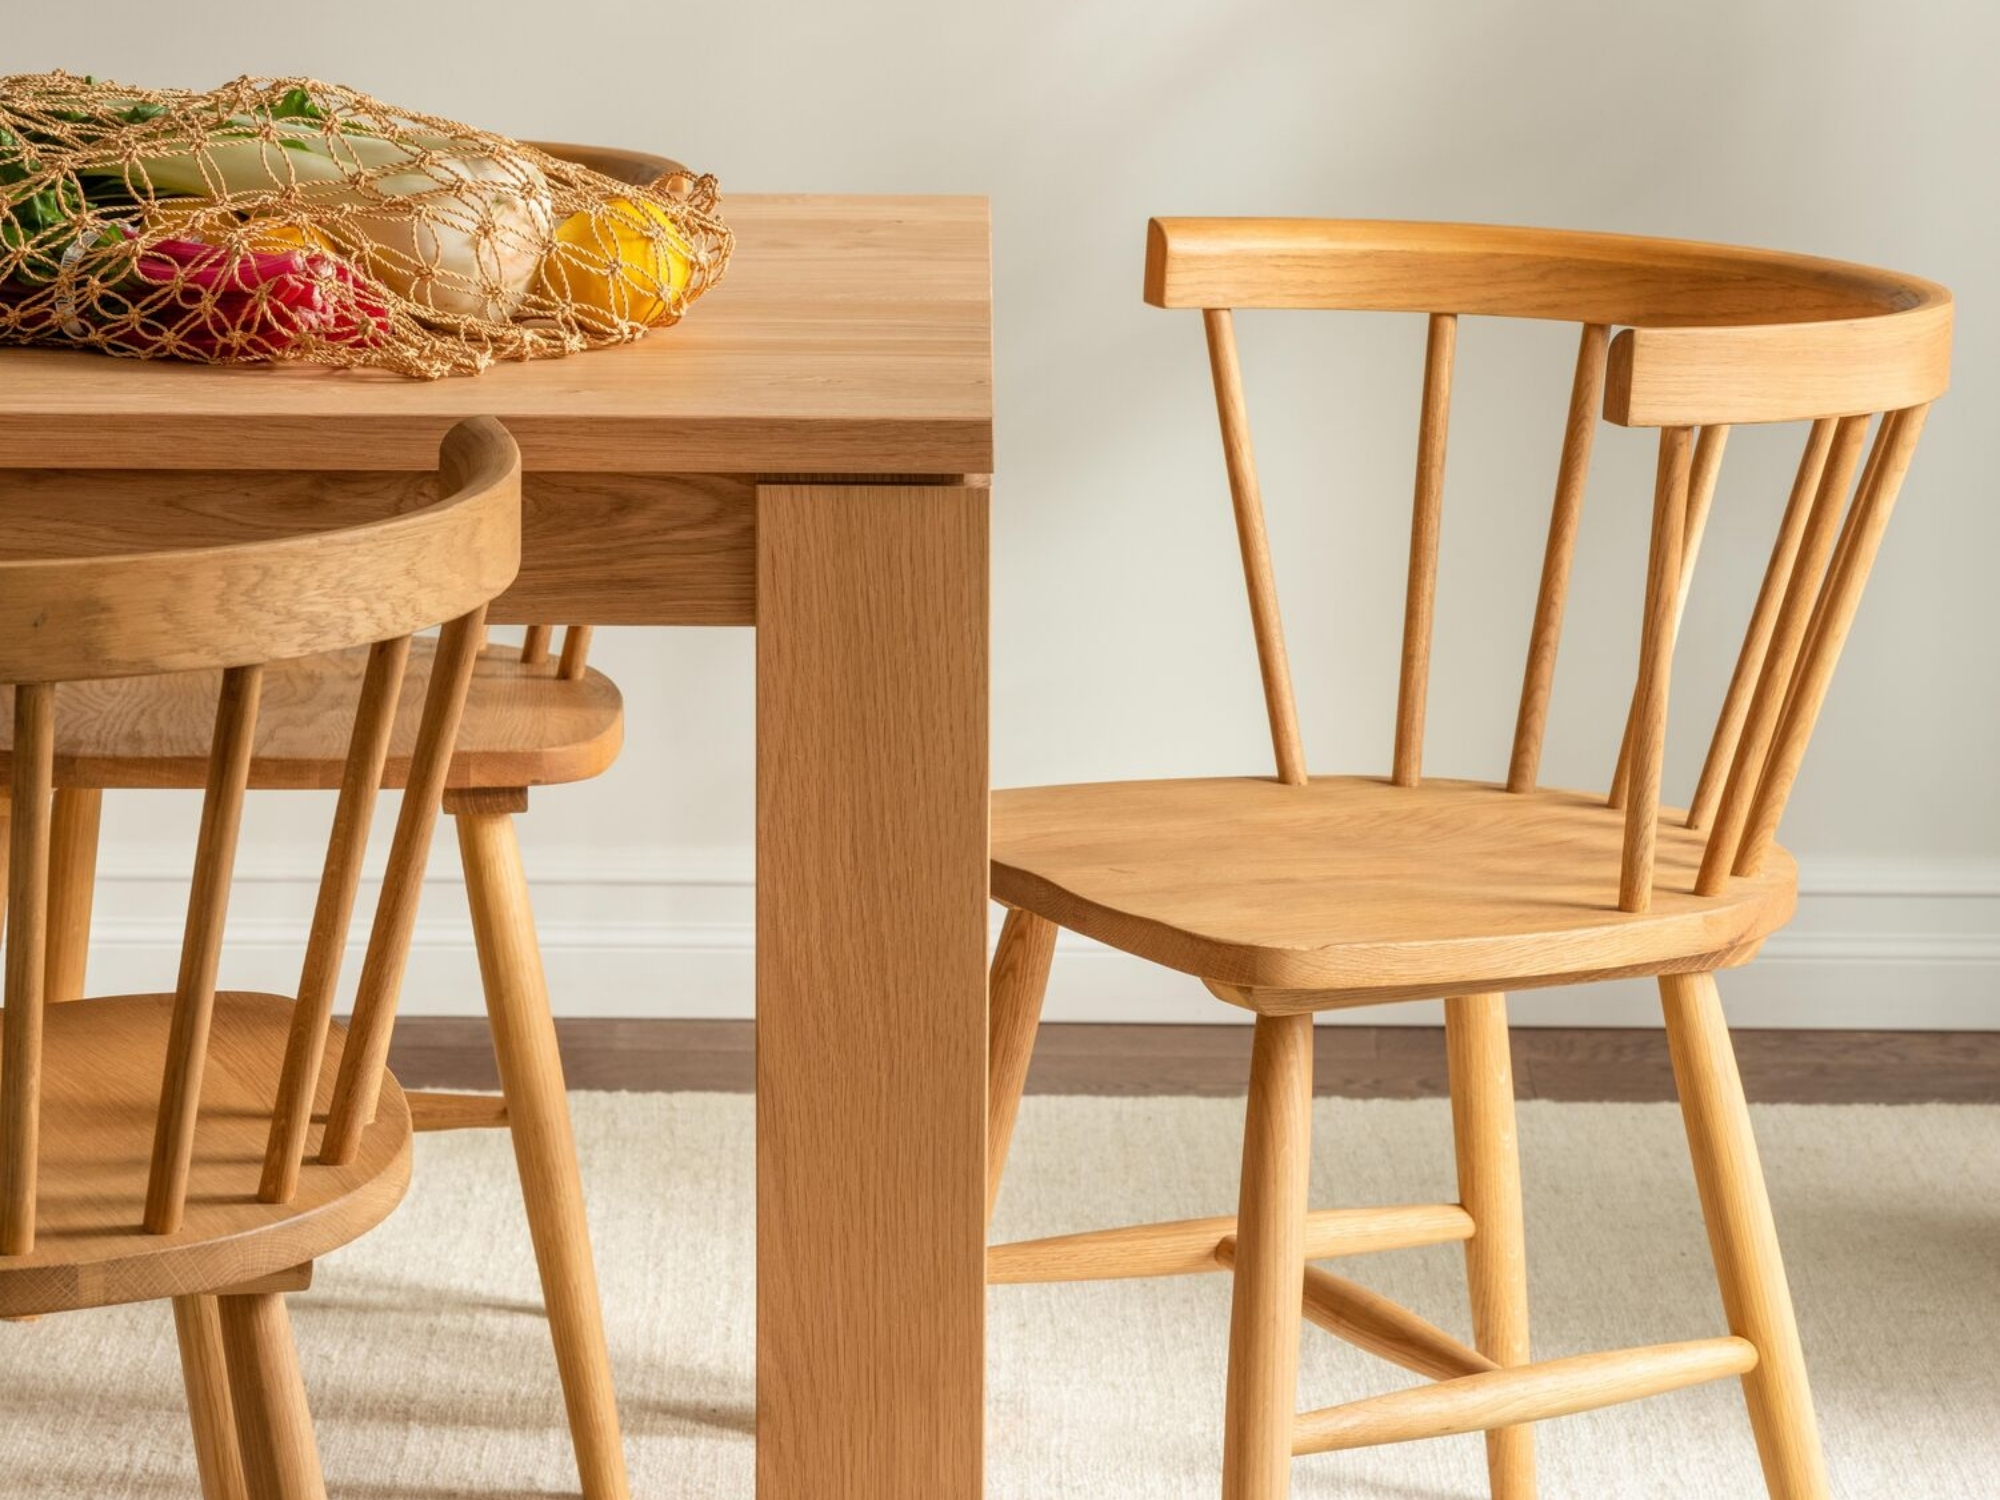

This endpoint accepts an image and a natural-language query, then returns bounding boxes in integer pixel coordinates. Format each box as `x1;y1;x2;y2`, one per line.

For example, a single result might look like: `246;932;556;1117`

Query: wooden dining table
0;192;993;1500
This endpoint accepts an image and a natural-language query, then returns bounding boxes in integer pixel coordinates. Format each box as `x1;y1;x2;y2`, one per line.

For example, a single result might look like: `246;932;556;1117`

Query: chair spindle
1687;418;1838;830
1695;413;1869;894
1394;312;1457;787
1507;321;1610;793
259;635;414;1204
521;624;554;666
1733;404;1929;876
1783;411;1892;729
145;664;265;1235
320;606;489;1164
1609;423;1731;807
1;683;54;1254
557;625;594;681
1202;307;1308;786
1617;426;1693;913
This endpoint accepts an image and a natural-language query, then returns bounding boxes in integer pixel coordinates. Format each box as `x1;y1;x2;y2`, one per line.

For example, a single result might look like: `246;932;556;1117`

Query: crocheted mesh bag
0;73;732;378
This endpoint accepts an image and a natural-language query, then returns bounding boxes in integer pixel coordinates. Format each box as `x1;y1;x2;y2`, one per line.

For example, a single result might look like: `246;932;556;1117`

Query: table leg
755;483;989;1500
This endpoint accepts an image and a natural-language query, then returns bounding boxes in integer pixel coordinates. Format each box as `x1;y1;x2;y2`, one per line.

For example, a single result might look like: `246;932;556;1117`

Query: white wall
12;2;1998;1025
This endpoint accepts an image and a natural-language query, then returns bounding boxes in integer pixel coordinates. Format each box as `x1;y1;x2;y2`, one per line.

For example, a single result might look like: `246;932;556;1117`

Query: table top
0;195;993;477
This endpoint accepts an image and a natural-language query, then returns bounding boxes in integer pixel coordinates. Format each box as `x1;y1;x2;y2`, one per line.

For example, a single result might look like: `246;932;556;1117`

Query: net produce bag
0;72;733;378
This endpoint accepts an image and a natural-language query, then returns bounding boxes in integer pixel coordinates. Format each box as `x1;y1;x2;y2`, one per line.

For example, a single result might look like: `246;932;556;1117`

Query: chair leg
1661;972;1829;1499
454;805;631;1500
987;906;1058;1227
174;1295;249;1500
44;786;101;1002
1445;991;1537;1499
1222;1011;1314;1500
215;1293;326;1500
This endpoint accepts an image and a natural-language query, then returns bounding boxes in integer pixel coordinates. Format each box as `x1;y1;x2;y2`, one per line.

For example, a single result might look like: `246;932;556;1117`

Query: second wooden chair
983;218;1950;1500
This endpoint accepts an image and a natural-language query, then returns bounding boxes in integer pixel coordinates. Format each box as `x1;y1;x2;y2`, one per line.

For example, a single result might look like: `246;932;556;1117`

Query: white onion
317;154;554;321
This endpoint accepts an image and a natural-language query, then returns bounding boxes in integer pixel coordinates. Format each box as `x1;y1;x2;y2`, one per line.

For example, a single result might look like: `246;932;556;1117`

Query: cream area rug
3;1093;1996;1498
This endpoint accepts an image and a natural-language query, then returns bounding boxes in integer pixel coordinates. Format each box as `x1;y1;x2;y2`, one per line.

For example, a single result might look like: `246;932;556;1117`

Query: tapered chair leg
454;800;631;1500
1445;992;1537;1498
175;1295;250;1500
1661;972;1828;1500
44;787;101;1002
987;906;1058;1226
1222;1011;1314;1500
215;1293;326;1500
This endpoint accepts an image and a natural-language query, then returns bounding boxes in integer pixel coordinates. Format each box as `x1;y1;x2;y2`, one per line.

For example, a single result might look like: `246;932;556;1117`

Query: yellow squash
537;198;692;330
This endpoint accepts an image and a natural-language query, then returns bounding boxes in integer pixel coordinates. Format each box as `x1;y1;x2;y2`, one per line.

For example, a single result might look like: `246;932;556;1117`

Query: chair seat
0;993;410;1318
0;641;622;791
991;776;1797;1001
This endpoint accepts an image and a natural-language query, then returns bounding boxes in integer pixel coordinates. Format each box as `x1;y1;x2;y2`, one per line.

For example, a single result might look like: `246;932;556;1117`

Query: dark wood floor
389;1019;2000;1104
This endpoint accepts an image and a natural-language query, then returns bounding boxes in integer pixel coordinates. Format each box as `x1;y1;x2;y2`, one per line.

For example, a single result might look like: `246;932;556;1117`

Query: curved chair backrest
528;139;690;190
1148;218;1951;912
0;417;522;1256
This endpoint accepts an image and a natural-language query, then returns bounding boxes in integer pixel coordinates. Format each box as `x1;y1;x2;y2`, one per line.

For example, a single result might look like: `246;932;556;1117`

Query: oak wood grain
0;640;621;792
144;664;263;1236
1221;1012;1314;1500
321;610;487;1164
993;777;1796;997
217;1291;328;1500
755;483;988;1500
0;993;410;1319
987;907;1058;1225
1144;217;1950;427
1507;322;1609;793
1294;1261;1494;1382
260;637;410;1206
0;197;995;476
1617;426;1692;911
1393;312;1456;787
1445;993;1535;1494
1697;415;1870;894
1662;973;1829;1496
0;423;519;683
173;1294;250;1500
1;682;53;1254
1688;420;1837;831
0;468;755;630
1202;309;1307;785
456;807;629;1500
989;1203;1472;1285
1292;1337;1759;1456
42;787;102;1003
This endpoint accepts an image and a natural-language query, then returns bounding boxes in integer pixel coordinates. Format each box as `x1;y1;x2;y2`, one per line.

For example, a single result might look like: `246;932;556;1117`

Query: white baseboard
62;851;2000;1030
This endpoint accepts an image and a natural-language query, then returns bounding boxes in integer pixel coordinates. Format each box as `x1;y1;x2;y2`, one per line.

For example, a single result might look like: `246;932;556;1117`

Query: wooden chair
982;220;1951;1499
0;417;520;1500
0;142;672;1500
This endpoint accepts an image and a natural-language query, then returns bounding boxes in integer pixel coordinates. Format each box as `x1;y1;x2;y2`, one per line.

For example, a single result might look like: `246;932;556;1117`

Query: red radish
124;238;390;359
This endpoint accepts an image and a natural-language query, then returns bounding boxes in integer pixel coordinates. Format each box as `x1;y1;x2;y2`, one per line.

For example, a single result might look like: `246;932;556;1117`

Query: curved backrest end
1605;297;1952;428
0;419;522;683
1142;218;1175;308
431;416;525;611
